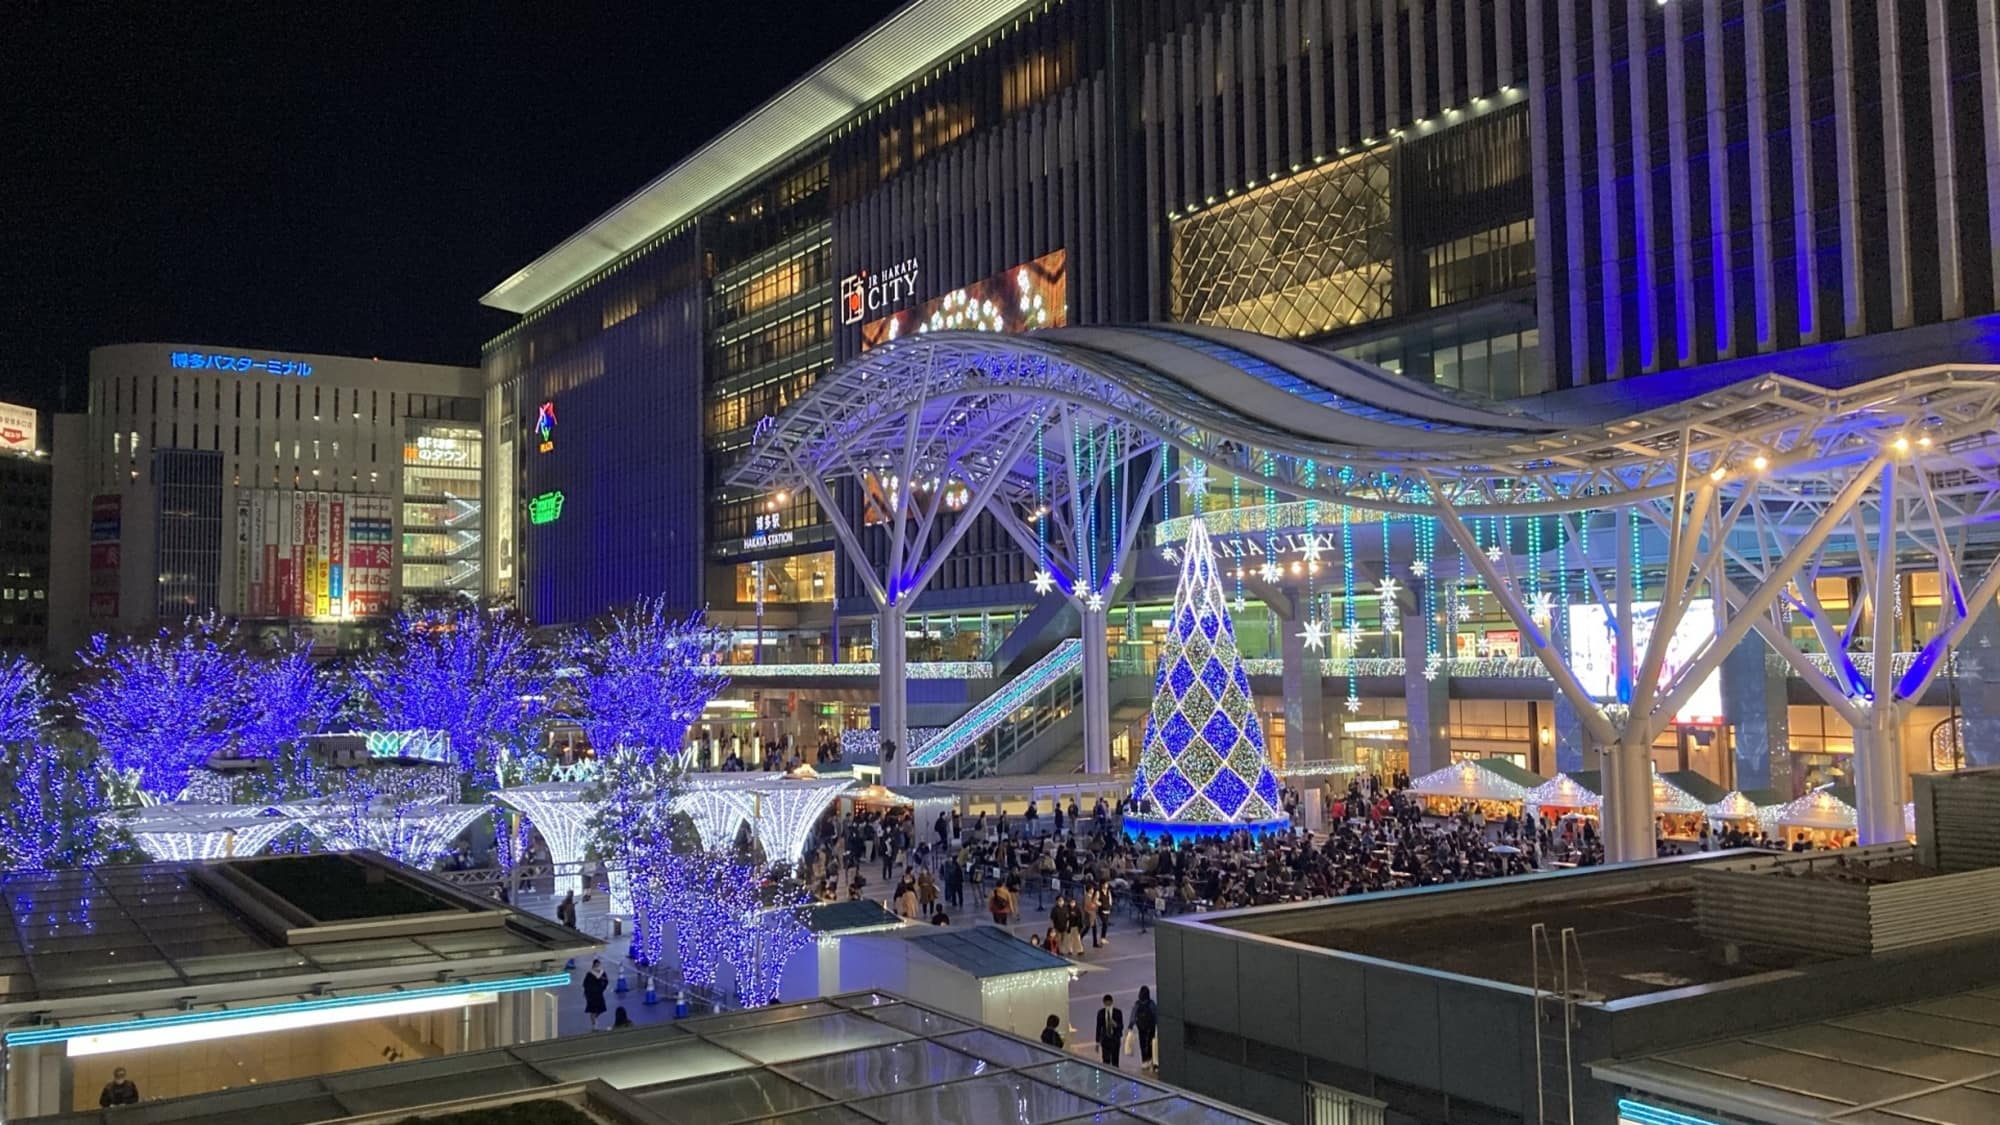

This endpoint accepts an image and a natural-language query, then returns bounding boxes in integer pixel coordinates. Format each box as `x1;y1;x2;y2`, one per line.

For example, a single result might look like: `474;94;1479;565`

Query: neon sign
363;729;451;763
535;402;556;452
528;491;566;524
170;351;313;377
840;258;921;325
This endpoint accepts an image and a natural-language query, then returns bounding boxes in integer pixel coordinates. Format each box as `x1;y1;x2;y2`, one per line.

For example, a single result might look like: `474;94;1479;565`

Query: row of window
95;375;474;427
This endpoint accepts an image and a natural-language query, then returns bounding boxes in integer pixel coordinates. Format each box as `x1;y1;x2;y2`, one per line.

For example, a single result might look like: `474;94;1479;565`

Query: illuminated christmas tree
1126;517;1288;840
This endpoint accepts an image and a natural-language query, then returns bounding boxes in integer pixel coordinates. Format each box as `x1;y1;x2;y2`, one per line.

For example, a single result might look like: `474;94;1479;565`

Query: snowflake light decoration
1032;569;1056;596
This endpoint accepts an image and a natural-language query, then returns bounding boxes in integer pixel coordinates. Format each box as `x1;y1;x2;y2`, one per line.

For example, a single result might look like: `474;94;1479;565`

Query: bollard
674;988;690;1019
615;967;629;994
565;958;575;971
643;976;660;1005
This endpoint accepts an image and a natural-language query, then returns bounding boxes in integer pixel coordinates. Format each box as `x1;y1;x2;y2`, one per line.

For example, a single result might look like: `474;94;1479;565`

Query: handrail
908;640;1083;769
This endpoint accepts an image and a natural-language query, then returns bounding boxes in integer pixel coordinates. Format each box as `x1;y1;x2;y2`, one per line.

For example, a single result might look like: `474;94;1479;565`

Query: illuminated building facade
47;344;480;657
480;0;2000;785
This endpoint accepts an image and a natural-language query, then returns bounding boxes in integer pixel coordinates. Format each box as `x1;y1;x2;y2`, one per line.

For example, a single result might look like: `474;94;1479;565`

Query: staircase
907;641;1084;781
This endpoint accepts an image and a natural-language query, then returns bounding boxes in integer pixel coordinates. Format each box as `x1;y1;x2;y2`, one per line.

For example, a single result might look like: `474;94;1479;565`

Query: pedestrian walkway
515;882;1163;1071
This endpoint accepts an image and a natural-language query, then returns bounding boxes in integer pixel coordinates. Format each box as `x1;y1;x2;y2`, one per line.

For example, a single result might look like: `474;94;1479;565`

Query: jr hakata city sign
840;259;921;325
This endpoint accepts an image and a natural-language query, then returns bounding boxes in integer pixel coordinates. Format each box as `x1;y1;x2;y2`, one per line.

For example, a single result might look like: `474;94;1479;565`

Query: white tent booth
838;925;1072;1039
776;900;912;1004
1407;759;1544;817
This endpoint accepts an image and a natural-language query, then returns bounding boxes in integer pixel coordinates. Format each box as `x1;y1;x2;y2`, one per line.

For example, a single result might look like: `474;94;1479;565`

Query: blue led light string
1107;427;1119;592
1303;460;1319;632
1230;471;1244;610
1421;514;1440;678
1035;418;1049;575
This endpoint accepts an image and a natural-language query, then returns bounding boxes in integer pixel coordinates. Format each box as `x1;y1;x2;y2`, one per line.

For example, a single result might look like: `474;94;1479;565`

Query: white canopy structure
677;773;854;865
122;803;290;862
732;325;2000;859
1772;786;1859;835
1704;790;1785;834
279;797;489;871
492;783;599;896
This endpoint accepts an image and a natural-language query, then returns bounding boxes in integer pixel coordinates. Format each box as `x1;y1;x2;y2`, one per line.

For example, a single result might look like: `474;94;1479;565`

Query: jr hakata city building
481;1;2000;821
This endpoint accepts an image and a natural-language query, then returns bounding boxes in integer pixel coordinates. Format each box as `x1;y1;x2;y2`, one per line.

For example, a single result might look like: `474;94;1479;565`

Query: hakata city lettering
840;259;921;325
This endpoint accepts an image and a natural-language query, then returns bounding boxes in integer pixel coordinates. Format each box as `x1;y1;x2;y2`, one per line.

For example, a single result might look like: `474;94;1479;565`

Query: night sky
1;2;905;413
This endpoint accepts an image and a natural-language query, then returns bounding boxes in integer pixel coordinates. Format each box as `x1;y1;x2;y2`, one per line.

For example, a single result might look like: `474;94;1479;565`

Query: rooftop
40;992;1282;1125
1596;988;2000;1124
480;0;1037;315
0;854;590;1015
1198;853;1828;1002
903;924;1072;978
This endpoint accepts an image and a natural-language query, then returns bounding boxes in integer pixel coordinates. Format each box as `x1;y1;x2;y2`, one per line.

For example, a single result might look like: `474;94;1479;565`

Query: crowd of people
799;773;1614;931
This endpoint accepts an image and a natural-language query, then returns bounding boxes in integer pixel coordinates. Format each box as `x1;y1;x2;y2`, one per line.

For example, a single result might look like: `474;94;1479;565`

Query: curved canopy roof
731;324;2000;517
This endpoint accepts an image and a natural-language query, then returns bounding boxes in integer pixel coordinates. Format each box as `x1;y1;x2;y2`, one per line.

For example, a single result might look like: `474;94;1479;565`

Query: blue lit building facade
480;0;2000;780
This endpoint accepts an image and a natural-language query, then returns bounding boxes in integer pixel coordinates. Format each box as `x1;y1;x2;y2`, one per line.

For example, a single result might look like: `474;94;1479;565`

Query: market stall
1654;771;1724;840
839;925;1072;1040
1771;785;1860;848
1408;759;1544;818
1704;788;1787;839
1526;772;1602;821
777;900;912;1004
841;783;960;834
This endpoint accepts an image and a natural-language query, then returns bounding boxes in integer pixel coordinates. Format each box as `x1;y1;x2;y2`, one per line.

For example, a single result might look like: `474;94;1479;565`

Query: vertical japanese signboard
88;494;121;618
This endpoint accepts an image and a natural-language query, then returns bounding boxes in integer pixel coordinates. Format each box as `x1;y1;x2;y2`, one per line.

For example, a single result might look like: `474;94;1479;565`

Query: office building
478;0;2000;797
0;400;50;651
48;343;481;657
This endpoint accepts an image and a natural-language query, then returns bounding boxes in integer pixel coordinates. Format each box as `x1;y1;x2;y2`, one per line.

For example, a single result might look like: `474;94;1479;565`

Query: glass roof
40;993;1282;1125
0;860;592;1007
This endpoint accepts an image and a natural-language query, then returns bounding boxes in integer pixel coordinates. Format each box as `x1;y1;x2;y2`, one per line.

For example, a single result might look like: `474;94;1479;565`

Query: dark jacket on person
1096;1006;1125;1049
1041;1026;1065;1048
1131;994;1157;1034
100;1079;139;1107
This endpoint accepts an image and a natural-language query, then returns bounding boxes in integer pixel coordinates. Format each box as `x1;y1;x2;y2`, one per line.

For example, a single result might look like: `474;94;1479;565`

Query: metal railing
909;640;1085;780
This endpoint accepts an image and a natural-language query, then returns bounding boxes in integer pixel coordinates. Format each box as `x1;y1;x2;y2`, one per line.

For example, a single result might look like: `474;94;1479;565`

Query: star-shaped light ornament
1256;561;1281;584
1342;621;1366;647
1180;459;1209;497
1300;536;1324;565
1423;651;1444;681
1410;558;1428;578
1453;600;1475;623
1083;592;1105;612
1344;694;1362;714
1377;576;1402;602
1031;569;1056;596
1233;595;1247;613
1161;546;1180;564
1106;571;1121;589
1298;619;1327;652
1485;544;1504;562
1526;591;1556;626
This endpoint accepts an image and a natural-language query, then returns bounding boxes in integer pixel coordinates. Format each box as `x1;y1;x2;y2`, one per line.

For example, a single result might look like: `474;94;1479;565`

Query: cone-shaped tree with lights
1126;517;1288;840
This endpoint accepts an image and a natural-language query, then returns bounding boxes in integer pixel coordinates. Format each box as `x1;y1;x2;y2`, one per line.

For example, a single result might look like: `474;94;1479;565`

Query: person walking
582;958;610;1030
1041;1014;1066;1048
944;856;964;909
1095;881;1113;946
1095;994;1125;1067
556;890;578;930
1083;885;1103;948
1131;985;1158;1072
988;882;1013;925
917;868;937;914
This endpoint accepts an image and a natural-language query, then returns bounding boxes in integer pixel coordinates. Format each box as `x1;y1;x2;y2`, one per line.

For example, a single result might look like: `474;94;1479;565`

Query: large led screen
860;249;1067;351
1565;599;1723;724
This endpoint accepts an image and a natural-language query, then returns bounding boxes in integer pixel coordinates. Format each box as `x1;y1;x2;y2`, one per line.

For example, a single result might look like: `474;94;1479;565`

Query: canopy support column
879;602;909;786
1082;603;1112;774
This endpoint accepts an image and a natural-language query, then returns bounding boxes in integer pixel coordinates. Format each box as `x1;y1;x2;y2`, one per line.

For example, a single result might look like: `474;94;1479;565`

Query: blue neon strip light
1615;1098;1726;1125
4;972;571;1048
908;640;1082;768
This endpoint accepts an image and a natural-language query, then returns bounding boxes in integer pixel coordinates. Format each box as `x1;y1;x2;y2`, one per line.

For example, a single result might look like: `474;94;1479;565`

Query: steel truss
733;331;2000;830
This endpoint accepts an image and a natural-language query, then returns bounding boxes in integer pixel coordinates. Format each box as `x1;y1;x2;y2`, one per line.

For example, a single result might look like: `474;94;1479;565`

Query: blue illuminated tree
567;599;730;766
0;739;124;872
74;614;254;799
357;606;552;789
239;635;344;801
1127;518;1287;838
0;653;51;747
